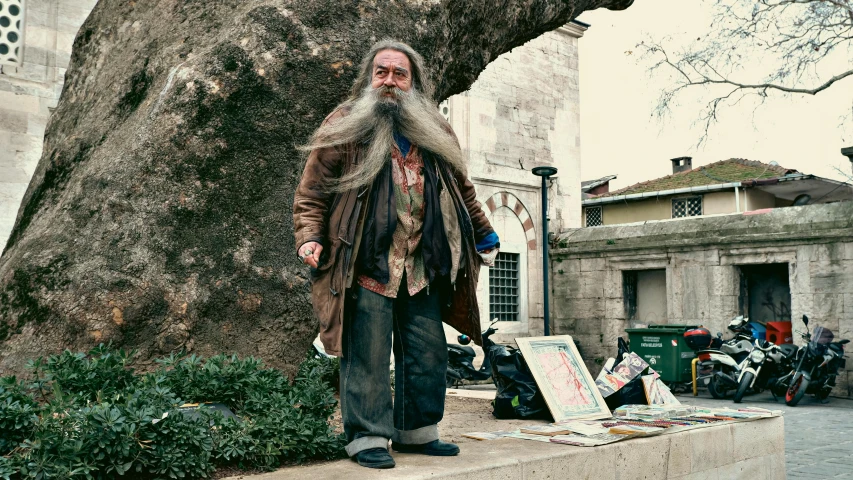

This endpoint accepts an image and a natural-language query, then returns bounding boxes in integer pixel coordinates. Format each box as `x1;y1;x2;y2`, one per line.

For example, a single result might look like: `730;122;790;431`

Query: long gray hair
300;39;465;193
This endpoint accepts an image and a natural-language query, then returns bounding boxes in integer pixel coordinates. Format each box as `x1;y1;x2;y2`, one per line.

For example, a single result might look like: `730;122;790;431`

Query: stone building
1;0;588;345
552;201;853;397
442;22;587;343
582;157;853;227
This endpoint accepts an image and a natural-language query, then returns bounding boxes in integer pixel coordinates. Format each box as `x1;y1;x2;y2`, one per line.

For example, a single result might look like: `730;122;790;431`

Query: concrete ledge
553;202;853;255
229;417;785;480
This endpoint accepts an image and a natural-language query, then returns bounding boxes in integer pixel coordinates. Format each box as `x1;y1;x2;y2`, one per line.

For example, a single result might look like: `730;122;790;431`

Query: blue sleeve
475;232;500;252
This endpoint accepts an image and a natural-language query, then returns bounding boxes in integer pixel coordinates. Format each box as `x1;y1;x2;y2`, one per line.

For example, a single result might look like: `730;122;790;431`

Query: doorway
739;264;791;323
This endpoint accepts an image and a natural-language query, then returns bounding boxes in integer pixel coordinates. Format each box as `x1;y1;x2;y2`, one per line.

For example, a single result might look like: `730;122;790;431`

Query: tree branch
640;0;853;144
686;67;853;95
430;0;634;99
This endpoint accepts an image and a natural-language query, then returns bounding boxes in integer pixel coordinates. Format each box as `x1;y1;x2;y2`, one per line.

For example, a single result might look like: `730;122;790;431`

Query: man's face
371;49;413;98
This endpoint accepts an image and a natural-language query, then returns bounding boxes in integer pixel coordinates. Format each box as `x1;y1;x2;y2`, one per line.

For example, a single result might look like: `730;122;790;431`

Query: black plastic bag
602;338;649;410
617;337;630;364
602;375;648;410
488;345;551;420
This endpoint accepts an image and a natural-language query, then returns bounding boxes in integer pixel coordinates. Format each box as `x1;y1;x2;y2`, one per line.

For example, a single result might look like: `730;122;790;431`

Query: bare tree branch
639;0;853;142
673;66;853;95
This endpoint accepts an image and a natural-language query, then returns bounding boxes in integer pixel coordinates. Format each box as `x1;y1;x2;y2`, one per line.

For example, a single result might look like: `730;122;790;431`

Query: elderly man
293;39;499;469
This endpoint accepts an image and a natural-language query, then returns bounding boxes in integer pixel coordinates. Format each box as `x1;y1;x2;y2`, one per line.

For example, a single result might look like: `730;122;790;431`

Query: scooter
446;319;499;388
733;338;797;403
692;316;755;399
784;315;849;406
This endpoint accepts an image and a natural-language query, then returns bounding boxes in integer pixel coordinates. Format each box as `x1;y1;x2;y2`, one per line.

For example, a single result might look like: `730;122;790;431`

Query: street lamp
532;166;557;336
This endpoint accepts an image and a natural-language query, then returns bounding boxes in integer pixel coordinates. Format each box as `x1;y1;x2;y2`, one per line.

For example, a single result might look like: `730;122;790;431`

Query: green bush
0;345;345;480
0;378;38;455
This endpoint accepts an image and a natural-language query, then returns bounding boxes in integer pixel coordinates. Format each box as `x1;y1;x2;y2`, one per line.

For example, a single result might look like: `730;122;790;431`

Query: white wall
443;24;586;344
448;24;585;234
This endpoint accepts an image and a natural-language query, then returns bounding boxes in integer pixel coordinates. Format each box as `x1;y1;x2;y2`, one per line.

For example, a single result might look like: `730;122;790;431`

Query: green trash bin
625;324;699;384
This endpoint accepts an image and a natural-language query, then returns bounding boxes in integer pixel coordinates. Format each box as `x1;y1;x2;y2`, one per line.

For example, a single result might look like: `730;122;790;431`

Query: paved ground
457;384;853;479
678;392;853;480
677;390;853;479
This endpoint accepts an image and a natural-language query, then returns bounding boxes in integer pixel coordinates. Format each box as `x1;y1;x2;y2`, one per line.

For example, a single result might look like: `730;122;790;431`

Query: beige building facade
582;158;851;228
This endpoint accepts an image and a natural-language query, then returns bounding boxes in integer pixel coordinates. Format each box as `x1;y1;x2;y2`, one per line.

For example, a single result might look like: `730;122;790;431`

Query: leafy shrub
0;345;345;480
0;377;38;455
32;344;137;403
158;354;281;411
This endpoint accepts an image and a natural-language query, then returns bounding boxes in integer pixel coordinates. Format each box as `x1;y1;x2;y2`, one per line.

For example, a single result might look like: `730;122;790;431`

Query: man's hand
478;248;499;267
298;241;323;268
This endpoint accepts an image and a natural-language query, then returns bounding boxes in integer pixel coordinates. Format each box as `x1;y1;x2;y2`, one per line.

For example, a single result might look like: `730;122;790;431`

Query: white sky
576;1;853;191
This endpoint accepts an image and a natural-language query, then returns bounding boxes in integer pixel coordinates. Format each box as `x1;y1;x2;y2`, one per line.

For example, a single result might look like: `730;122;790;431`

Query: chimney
842;147;853;176
670;156;693;174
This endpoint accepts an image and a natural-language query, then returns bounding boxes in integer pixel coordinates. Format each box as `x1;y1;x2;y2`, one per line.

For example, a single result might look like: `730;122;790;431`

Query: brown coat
293;112;494;356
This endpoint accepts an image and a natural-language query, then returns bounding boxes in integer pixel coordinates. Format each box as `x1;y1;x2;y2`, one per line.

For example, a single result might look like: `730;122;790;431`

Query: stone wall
552;202;853;397
259;416;786;479
450;24;584;235
0;0;96;248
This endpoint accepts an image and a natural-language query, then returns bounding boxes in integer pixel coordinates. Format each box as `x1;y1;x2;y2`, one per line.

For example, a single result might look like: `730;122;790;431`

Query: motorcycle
446;319;500;388
690;316;756;399
733;338;798;403
785;315;849;406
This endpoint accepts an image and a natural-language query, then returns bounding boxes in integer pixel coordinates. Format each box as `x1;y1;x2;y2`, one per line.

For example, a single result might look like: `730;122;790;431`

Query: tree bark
0;0;632;377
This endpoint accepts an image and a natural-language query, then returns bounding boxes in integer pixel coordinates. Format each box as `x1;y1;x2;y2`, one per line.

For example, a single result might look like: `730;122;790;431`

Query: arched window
488;207;526;322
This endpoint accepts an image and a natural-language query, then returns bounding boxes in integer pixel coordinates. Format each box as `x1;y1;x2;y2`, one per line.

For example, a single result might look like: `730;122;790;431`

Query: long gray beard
302;86;466;193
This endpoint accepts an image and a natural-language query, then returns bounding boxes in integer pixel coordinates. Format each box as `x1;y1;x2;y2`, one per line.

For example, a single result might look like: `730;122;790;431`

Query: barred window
585;206;603;227
672;196;702;218
490;252;519;322
0;0;24;66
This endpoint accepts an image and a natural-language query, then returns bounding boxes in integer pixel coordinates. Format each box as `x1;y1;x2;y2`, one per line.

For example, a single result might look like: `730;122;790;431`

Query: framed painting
516;335;611;422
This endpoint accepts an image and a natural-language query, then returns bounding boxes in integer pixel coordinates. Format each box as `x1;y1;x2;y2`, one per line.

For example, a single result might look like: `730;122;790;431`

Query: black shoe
354;447;396;469
393;440;460;456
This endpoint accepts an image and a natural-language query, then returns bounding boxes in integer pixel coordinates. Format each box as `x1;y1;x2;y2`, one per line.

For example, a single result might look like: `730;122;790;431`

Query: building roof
581;175;617;191
581;174;618;199
596;159;797;198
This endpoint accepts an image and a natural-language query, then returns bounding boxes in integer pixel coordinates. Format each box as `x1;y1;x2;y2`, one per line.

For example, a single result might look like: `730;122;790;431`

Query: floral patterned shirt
357;143;428;298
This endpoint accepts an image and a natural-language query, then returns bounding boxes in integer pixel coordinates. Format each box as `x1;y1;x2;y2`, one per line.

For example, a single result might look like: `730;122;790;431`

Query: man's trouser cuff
392;424;439;445
345;435;389;457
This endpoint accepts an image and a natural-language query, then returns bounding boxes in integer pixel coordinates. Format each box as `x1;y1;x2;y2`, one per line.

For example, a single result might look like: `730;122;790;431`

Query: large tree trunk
0;0;632;377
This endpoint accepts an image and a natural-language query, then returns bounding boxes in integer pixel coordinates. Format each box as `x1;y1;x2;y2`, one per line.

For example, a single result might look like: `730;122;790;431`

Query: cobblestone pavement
677;391;853;479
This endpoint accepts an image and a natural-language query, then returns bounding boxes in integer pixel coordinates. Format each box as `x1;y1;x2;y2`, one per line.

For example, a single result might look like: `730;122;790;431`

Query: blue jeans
340;282;448;456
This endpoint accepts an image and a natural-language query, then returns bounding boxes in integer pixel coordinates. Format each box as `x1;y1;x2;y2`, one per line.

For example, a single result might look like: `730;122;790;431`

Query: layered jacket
293;110;494;356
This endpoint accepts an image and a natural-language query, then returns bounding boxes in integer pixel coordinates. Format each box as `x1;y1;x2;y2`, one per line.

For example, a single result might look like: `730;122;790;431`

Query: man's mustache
376;85;404;100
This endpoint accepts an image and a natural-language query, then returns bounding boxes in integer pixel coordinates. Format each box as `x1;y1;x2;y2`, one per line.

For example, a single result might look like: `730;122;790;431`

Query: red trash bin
766;321;793;344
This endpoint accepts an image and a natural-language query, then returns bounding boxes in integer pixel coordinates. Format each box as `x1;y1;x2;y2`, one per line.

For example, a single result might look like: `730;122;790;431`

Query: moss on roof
596;159;796;198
